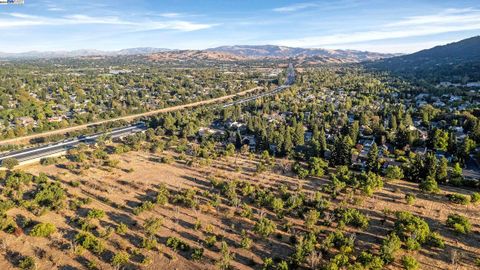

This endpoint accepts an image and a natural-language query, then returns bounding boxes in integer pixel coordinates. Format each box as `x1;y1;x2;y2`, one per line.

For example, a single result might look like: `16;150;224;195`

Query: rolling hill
0;45;393;63
208;45;393;62
0;48;171;59
369;36;480;82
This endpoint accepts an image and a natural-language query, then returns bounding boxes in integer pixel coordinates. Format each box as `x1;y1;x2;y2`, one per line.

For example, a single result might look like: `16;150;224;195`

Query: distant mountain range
0;47;171;58
208;45;395;61
0;45;394;63
369;36;480;82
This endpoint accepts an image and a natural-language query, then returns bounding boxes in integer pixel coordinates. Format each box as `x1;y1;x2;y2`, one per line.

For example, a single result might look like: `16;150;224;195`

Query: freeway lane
0;123;146;164
222;85;289;108
223;63;295;108
0;64;296;167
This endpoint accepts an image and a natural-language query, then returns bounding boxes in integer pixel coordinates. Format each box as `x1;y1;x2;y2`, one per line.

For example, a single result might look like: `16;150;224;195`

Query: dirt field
0;149;479;270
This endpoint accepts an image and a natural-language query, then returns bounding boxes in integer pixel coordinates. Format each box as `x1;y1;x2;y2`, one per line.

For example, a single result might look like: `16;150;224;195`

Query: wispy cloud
0;13;214;32
273;0;359;13
273;2;318;13
273;8;480;47
160;13;182;18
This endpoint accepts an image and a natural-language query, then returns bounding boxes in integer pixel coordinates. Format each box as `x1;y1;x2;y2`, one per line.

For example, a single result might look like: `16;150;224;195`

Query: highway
0;123;146;165
222;85;290;108
0;64;295;168
223;63;295;108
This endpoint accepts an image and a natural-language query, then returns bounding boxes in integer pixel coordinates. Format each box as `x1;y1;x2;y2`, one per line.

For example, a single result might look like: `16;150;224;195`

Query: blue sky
0;0;479;53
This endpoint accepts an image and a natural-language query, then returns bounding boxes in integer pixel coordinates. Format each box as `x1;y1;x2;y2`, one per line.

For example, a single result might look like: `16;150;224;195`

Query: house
242;135;257;151
17;116;35;126
304;132;313;142
48;116;64;123
413;147;427;155
433;101;446;107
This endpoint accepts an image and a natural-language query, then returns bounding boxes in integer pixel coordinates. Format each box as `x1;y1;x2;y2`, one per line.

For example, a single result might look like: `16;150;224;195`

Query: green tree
283;128;294;155
293;122;305;146
331;136;352;166
437;157;448;183
385;165;404;180
366;143;381;173
432;129;449;151
419;175;439;193
309;157;328;177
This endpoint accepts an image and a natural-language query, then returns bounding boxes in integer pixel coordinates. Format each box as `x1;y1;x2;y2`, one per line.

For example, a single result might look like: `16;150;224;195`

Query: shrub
0;200;15;215
426;232;445;248
217;241;234;270
18;256;36;270
144;217;163;236
33;182;66;211
156;184;170;206
358;251;384;269
471;192;480;204
385;165;404;180
419;176;439;193
40;157;59;166
161;155;173;164
394;211;430;245
240;203;253;219
87;209;105;219
357;172;384;196
380;233;402;263
446;193;470;205
205;234;217;247
166;236;190;252
5;171;34;189
111;252;130;268
191;248;204;261
2;157;19;170
271;198;285;215
173;188;197;208
405;237;421;251
254;217;277;238
116;223;128;235
133;201;155;215
405;193;415;205
240;230;253;249
291;233;317;265
446;214;471;234
75;232;105;254
29;223;56;237
402;255;419;270
335;208;369;229
141;237;158;250
304;209;320;229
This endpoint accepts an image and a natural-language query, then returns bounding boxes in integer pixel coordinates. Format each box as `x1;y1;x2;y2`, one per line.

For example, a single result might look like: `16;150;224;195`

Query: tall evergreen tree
367;143;381;173
437;157;448;183
293;122;305;146
331;136;352;166
283;128;294;156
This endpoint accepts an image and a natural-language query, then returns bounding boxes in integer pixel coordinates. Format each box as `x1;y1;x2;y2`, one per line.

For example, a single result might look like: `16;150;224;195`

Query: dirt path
0;86;263;145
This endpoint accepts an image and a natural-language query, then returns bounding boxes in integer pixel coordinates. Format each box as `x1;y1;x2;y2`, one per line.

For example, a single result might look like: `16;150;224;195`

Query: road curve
0;86;263;146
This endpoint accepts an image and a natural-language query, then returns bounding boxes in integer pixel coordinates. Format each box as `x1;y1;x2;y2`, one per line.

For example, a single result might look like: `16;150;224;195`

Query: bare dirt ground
0;149;478;269
0;86;262;146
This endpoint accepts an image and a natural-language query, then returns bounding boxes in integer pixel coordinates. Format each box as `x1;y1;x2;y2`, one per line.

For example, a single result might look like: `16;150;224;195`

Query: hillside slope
369;36;480;82
208;45;392;62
